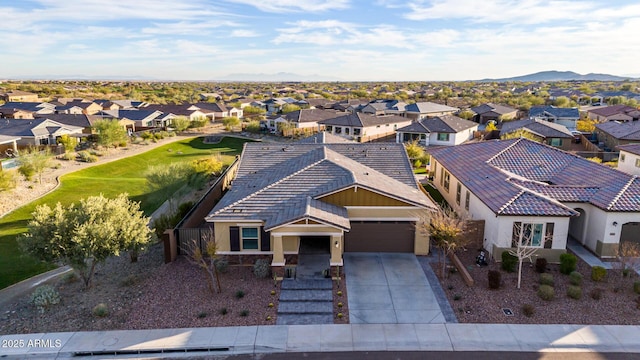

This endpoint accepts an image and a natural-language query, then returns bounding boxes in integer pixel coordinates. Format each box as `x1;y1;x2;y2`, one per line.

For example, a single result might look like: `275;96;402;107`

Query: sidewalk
1;323;639;358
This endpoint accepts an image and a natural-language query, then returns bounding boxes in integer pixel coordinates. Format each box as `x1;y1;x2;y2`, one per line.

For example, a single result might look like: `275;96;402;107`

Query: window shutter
260;227;270;251
230;226;240;251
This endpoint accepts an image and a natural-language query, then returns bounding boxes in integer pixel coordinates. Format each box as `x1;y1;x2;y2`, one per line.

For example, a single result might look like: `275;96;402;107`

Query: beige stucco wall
345;207;427;220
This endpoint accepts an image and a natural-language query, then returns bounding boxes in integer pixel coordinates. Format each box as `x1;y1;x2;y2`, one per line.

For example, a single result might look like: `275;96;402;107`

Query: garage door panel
345;221;415;252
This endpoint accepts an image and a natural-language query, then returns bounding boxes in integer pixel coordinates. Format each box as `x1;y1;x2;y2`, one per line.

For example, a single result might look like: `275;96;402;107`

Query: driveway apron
344;253;445;324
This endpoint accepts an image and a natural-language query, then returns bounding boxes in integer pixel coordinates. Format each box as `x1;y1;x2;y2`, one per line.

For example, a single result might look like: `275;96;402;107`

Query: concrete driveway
344;253;445;324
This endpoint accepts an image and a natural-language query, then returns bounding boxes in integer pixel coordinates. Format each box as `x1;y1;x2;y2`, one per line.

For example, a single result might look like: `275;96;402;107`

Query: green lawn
0;137;247;289
422;182;448;208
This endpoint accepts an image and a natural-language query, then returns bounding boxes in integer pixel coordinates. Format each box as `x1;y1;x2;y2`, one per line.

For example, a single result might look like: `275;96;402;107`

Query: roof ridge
209;148;328;216
510;180;578;215
497;190;524;214
486;138;523;163
607;175;637;210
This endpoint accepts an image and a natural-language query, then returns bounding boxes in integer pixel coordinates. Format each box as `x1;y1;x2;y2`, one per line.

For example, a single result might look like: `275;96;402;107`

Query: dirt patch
435;248;640;324
0;243;280;335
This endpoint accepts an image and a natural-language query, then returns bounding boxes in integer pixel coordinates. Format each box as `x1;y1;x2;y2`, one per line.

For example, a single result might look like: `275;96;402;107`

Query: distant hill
478;71;636;82
217;72;341;82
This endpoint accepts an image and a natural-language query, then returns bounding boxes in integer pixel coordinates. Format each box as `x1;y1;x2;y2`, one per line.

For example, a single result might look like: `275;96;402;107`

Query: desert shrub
62;272;78;284
591;266;607;282
245;120;261;133
214;257;229;273
537;285;555;301
77;151;98;163
30;285;61;314
190;118;208;129
539;273;554;286
92;303;109;317
488;270;501;289
18;163;36;181
239;309;249;317
120;275;137;287
235;290;245;299
501;251;517;273
453;294;462;301
522;304;535;317
559;253;577;275
197;311;207;318
535;258;547;273
140;131;154;140
634;282;640;294
118;141;128;147
590;288;604;300
0;170;17;191
167;131;176;137
413;159;423;168
569;271;583;286
219;307;228;315
89;150;104;157
253;258;271;278
60;152;76;161
567;285;582;300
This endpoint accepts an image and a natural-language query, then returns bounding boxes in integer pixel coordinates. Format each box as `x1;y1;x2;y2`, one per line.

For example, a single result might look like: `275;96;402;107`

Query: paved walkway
344;253;445;324
567;238;613;270
2;323;639;358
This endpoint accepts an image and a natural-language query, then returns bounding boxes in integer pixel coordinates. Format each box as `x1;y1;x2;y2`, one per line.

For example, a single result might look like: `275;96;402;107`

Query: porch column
330;234;343;266
271;234;285;266
12;140;17;152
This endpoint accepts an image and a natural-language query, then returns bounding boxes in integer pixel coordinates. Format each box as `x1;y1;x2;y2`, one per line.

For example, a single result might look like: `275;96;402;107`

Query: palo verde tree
92;119;128;148
18;146;52;184
57;134;76;153
424;207;470;278
19;193;154;288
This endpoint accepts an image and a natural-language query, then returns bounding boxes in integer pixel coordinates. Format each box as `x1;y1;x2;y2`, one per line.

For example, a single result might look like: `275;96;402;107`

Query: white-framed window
549;138;562;147
443;171;450;192
437;133;450;141
456;183;461;205
241;227;259;250
512;222;554;248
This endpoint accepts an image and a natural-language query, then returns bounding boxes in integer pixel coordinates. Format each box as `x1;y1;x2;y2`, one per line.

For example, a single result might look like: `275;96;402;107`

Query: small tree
57;134;76;153
485;121;498;132
171;116;191;132
18;146;52;183
425;207;470;278
182;230;221;294
20;194;154;288
509;223;548;289
404;140;425;161
222;117;241;131
576;119;596;133
617;241;640;275
92;119;128;149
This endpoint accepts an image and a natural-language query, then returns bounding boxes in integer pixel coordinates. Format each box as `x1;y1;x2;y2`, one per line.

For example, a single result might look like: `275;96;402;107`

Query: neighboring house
528;105;580;130
469;103;518;124
0;102;56;118
429;138;640;261
267;109;341;132
318;113;411;142
143;104;207;121
194;102;243;120
263;98;297;114
1;90;39;102
404;102;459;120
617;143;640;176
55;100;103;115
0;119;83;146
109;99;146;110
395;115;478;146
204;142;437;272
98;109;164;129
35;114;93;134
548;89;590;104
499;118;575;150
294;131;355;144
588;105;640;122
595;121;640;150
361;100;407;116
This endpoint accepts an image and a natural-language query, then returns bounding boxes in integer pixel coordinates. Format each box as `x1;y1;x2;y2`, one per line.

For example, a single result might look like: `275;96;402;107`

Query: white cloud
142;21;242;35
230;29;260;37
223;0;350;13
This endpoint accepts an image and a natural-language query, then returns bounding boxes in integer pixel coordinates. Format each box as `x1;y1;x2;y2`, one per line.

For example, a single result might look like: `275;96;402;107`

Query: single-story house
528;105;580;130
193;102;243;120
0;102;56;118
54;100;103;115
98;109;164;129
35;114;93;134
108;99;146;110
469;103;518;124
404;102;459;120
617;143;640;176
360;100;407;116
267;109;342;132
0;119;84;146
429;138;640;261
204;142;437;273
395;115;478;146
318;113;412;142
594;121;640;151
588;105;640;122
1;90;39;102
294;131;355;144
142;104;208;122
499;118;575;150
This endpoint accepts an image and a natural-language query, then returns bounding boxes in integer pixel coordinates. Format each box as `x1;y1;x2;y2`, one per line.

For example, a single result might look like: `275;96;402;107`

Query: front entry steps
276;278;333;325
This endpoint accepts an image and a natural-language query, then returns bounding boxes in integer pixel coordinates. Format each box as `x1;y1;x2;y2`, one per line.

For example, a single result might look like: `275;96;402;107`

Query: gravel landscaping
434;248;640;325
0;243;281;335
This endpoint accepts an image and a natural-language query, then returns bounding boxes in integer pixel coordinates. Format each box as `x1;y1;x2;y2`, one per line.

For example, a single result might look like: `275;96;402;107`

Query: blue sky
2;0;639;81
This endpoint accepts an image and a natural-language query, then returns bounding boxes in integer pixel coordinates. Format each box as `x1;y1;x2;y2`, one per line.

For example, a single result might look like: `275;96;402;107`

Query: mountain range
478;70;637;82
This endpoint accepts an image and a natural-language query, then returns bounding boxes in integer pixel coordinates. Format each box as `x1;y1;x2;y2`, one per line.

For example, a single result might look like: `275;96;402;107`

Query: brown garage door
344;221;415;252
